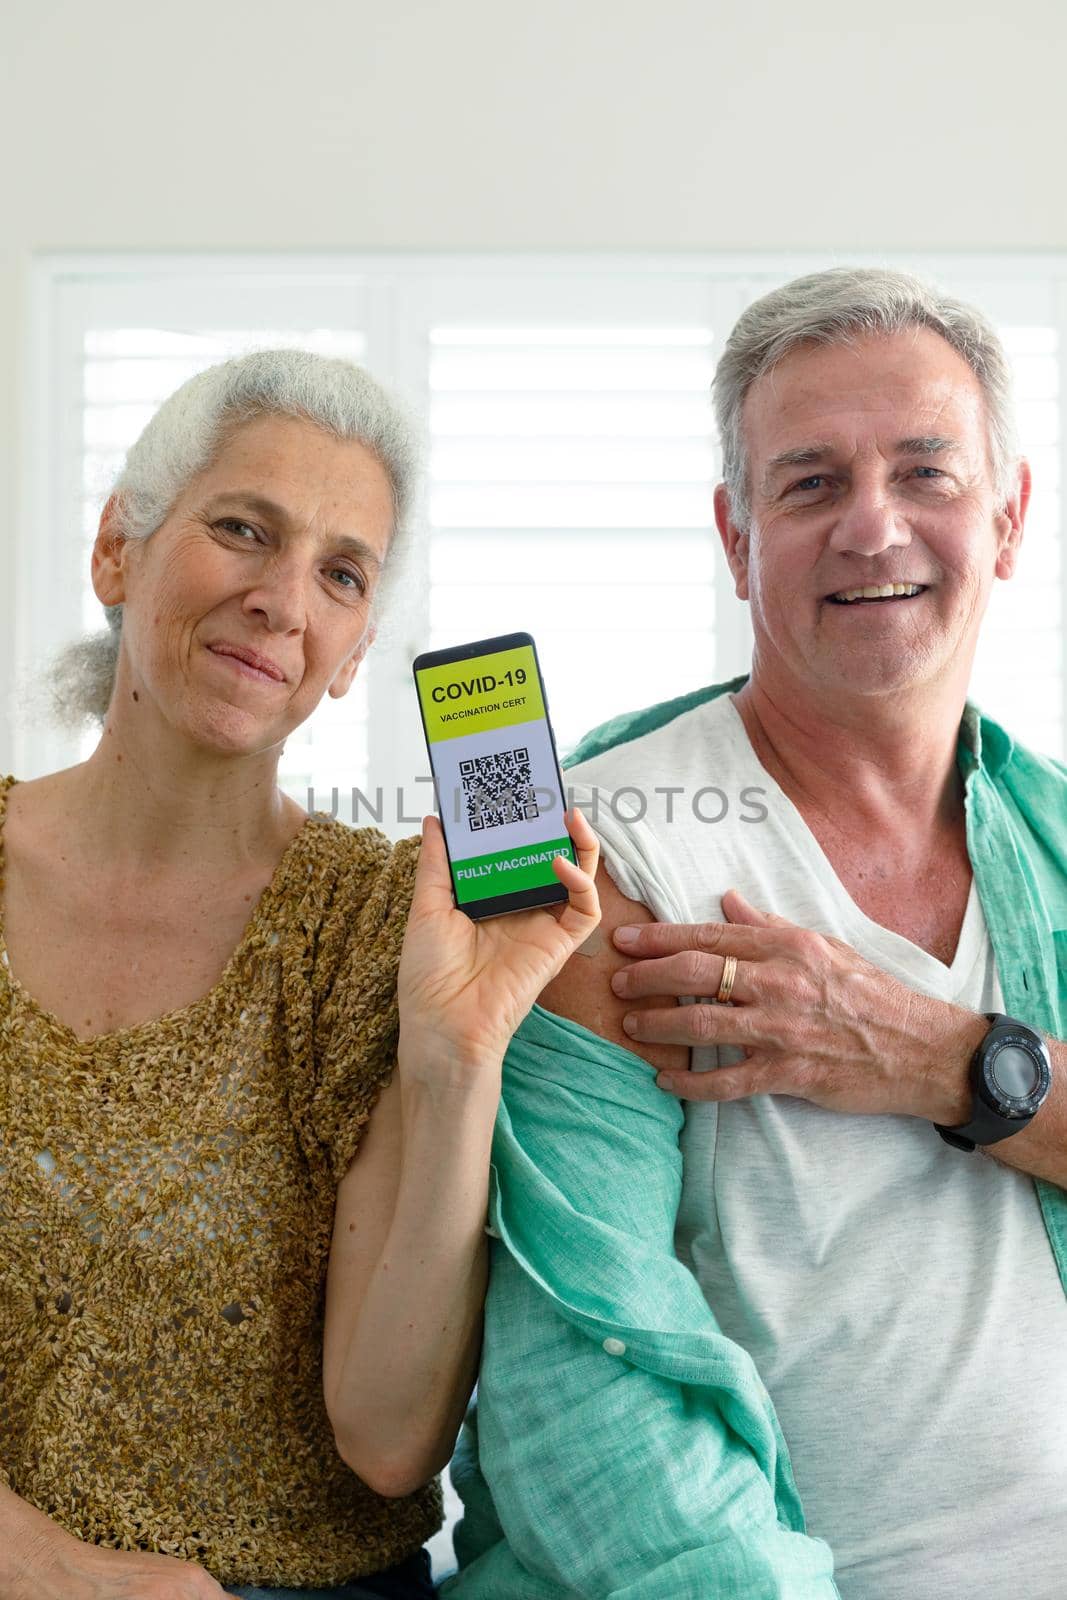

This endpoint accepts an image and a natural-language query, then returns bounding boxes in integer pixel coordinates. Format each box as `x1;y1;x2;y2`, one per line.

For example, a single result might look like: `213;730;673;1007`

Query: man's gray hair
47;347;422;728
713;266;1020;529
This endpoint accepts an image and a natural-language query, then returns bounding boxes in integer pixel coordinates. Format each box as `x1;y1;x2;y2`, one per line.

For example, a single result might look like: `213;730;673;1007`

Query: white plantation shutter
426;325;719;757
23;256;1067;838
971;324;1061;754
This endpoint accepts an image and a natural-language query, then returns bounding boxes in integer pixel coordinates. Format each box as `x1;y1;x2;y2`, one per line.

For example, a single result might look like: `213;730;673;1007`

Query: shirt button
602;1337;627;1357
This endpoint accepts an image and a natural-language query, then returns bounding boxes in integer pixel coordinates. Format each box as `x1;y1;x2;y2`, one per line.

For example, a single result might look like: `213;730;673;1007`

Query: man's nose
827;487;911;557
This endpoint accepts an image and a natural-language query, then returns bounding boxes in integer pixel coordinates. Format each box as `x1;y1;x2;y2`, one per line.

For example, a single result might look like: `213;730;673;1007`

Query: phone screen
413;632;576;919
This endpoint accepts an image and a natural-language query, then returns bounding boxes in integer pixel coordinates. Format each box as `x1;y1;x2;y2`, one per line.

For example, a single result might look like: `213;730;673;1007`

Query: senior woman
0;351;599;1600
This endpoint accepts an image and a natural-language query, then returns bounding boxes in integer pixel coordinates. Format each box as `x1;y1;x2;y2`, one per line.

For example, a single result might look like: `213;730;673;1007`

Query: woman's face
93;413;397;755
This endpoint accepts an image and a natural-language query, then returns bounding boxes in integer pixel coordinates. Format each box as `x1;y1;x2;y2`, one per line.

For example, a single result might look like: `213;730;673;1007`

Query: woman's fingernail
615;926;639;945
622;1013;637;1033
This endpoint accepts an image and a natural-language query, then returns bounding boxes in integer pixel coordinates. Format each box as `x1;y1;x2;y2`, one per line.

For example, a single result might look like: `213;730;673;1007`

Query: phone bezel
412;631;576;920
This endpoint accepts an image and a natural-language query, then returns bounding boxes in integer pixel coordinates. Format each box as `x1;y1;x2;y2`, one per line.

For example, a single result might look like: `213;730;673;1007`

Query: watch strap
935;1100;1022;1151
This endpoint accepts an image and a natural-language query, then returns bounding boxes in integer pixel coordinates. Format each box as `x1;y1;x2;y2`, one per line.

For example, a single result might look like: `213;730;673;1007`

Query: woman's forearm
328;1038;500;1496
0;1481;78;1595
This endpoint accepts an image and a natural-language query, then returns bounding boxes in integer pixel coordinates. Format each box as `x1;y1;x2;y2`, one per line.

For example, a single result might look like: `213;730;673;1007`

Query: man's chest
811;839;974;966
670;808;974;971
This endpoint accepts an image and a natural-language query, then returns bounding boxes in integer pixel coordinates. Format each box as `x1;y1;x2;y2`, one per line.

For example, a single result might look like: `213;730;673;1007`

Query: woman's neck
49;705;304;880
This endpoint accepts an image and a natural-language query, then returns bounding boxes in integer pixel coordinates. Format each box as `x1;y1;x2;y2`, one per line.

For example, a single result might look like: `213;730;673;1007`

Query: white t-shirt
567;691;1067;1600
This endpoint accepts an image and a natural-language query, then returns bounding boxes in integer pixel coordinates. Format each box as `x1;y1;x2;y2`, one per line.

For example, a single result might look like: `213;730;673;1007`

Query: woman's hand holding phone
398;805;600;1087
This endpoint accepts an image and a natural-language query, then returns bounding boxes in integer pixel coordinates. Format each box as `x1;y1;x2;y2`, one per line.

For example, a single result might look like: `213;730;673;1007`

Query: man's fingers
613;920;775;960
655;1061;771;1102
720;887;794;927
611;950;753;1003
620;1002;761;1047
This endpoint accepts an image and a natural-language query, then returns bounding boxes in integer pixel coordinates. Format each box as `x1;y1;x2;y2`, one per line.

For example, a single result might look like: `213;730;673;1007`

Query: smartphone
413;631;577;919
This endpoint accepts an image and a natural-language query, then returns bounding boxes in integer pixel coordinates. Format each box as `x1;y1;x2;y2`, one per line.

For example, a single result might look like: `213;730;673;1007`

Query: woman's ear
90;494;130;607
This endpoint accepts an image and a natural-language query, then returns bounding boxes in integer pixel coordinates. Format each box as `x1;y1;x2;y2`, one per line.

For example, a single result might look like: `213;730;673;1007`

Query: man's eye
218;518;260;540
913;466;945;479
790;476;828;493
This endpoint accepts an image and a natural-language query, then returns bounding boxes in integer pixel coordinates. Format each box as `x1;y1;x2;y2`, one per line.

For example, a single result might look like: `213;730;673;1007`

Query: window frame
19;250;1067;802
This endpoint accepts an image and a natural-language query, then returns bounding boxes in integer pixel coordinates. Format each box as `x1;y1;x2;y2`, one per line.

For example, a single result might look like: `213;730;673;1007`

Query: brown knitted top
0;774;440;1588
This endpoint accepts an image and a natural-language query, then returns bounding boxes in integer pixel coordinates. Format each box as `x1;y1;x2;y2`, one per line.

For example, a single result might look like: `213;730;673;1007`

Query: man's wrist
919;1005;989;1126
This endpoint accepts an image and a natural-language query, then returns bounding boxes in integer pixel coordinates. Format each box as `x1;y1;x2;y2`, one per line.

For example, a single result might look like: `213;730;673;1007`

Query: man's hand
609;887;984;1123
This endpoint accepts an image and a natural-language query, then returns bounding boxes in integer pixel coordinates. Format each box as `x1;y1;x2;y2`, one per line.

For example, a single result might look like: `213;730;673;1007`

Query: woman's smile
206;643;288;685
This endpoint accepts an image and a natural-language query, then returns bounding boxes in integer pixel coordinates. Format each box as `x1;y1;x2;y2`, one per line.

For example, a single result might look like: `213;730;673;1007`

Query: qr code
459;747;540;831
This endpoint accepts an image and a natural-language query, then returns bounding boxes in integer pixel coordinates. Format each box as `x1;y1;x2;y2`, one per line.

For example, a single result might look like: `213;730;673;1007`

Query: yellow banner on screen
417;644;546;742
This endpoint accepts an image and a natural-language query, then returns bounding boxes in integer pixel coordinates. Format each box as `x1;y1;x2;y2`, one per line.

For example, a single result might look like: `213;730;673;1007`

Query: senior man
444;268;1067;1600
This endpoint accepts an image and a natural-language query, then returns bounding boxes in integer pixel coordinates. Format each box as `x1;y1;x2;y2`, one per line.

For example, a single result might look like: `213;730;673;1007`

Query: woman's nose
241;561;313;634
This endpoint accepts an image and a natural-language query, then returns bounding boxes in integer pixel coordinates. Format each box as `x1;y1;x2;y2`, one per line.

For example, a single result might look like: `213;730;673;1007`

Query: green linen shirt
442;676;1067;1600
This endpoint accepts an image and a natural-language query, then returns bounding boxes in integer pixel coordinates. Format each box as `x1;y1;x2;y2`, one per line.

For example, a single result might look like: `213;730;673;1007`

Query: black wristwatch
935;1013;1052;1152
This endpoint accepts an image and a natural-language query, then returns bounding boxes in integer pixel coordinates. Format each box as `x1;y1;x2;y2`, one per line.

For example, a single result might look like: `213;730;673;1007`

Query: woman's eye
219;518;260;540
330;567;367;594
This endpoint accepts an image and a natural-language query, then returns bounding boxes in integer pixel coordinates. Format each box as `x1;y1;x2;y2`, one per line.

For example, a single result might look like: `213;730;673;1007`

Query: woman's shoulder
301;815;420;905
300;821;420;997
0;773;66;868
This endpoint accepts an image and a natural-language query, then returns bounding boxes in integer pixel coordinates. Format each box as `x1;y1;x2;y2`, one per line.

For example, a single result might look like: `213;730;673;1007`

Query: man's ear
90;494;130;606
329;622;377;699
993;458;1031;582
714;482;751;600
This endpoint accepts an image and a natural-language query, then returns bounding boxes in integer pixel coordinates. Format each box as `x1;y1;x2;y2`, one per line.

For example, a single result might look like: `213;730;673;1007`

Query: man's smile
824;582;930;605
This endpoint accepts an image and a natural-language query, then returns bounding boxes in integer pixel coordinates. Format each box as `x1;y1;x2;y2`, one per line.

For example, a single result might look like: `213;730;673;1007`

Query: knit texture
0;775;441;1587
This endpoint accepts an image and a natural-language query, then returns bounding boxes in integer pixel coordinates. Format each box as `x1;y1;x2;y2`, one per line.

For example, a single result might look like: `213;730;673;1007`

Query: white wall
3;0;1065;774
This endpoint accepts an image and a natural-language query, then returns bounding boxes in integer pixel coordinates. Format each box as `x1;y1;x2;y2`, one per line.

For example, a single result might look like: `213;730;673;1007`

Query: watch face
990;1044;1042;1099
981;1025;1052;1117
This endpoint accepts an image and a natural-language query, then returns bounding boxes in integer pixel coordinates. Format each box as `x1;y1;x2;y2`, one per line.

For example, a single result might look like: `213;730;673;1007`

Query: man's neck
731;670;968;845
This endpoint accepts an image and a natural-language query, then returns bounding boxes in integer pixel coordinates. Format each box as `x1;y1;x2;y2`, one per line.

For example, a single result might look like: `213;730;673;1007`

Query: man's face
717;327;1027;700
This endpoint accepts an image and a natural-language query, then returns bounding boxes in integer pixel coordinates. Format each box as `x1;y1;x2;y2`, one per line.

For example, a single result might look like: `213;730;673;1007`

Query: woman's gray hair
713;266;1020;529
47;348;423;728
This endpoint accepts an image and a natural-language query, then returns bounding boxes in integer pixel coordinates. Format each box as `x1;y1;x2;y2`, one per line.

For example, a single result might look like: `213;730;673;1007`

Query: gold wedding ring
715;954;738;1005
